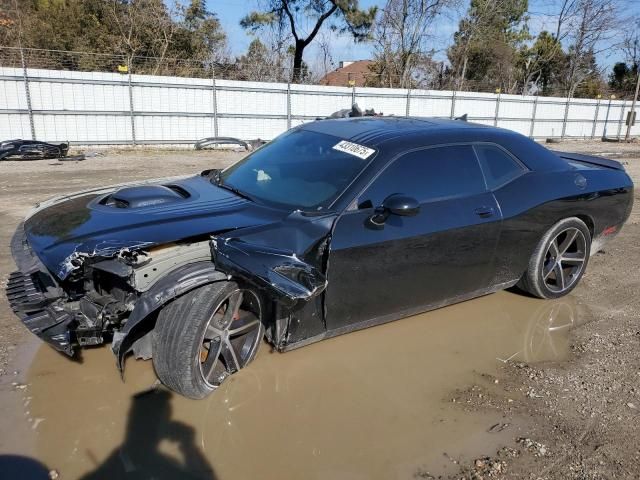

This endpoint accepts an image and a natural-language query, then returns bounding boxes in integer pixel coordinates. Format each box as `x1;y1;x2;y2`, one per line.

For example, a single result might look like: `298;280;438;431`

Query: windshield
219;129;375;210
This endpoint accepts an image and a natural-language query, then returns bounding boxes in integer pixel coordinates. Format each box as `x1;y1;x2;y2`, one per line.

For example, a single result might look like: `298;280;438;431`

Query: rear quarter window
474;144;526;190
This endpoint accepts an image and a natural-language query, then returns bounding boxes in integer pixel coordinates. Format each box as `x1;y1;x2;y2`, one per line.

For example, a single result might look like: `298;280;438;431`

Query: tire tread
152;282;237;399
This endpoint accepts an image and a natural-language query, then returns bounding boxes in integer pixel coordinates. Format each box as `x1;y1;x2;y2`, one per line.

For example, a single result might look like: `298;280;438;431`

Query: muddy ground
0;141;638;480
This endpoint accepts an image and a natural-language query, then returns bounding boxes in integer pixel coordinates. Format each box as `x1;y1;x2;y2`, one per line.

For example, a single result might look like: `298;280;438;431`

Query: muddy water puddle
14;291;587;479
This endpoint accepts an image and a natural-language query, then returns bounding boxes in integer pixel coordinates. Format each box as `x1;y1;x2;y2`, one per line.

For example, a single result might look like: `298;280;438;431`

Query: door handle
474;206;495;218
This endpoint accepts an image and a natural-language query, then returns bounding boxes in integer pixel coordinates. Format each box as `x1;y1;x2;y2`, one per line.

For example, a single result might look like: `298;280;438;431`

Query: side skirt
279;279;520;352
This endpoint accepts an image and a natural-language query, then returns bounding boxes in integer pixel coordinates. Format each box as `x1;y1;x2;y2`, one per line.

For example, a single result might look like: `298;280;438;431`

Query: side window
474;144;526;190
360;145;486;207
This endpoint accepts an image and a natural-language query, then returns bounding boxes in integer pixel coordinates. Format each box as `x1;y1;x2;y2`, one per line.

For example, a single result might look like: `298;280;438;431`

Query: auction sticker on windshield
332;140;375;160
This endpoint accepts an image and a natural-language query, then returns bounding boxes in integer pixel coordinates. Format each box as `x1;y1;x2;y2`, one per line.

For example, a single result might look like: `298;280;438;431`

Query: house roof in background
319;60;374;87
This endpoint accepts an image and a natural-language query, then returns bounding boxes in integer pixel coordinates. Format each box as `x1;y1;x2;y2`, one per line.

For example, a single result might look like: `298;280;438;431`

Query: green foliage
448;0;530;92
609;62;639;96
240;12;277;31
2;0;226;72
518;31;566;94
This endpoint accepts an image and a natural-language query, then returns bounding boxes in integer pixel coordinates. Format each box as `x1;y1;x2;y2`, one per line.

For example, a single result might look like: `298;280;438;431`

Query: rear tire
152;282;264;399
518;217;591;299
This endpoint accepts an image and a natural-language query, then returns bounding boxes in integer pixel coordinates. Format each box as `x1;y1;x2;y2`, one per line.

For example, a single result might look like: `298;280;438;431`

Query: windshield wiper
216;180;256;203
204;169;254;202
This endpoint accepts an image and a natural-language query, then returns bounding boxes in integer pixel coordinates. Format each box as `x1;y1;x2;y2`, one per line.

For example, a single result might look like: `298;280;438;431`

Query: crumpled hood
23;174;285;279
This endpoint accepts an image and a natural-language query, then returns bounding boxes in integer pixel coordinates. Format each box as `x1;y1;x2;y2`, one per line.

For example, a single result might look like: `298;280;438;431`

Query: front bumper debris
6;224;74;355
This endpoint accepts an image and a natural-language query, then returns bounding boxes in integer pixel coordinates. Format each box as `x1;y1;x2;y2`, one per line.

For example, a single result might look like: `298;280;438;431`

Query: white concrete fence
0;66;638;145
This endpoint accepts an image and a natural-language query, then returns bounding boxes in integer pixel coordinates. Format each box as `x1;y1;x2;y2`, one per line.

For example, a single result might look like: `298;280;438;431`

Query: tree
241;0;377;83
234;38;288;81
518;31;565;95
3;0;122;70
0;0;227;75
571;49;604;97
108;0;176;67
109;0;227;73
620;18;640;70
0;0;20;46
369;0;454;88
609;62;638;97
555;0;618;98
174;0;227;64
447;0;529;93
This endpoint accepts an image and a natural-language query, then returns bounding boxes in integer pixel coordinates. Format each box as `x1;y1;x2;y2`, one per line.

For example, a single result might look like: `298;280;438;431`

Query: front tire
518;217;591;299
152;282;264;399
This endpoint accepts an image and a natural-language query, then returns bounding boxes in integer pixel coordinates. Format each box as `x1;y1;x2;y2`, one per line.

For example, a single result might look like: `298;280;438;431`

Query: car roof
299;116;491;147
298;116;568;175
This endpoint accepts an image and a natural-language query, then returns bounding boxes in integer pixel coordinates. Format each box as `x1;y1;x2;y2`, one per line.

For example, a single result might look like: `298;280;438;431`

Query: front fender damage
112;212;336;374
204;212;336;352
211;237;328;309
112;262;227;371
114;236;331;372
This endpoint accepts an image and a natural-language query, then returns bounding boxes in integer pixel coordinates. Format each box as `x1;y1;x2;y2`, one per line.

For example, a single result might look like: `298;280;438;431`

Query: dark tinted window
220;129;375;210
474;144;525;189
360;145;485;206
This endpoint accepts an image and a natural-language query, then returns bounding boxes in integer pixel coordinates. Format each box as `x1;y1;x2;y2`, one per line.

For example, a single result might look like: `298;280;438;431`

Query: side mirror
367;194;420;229
382;194;420;217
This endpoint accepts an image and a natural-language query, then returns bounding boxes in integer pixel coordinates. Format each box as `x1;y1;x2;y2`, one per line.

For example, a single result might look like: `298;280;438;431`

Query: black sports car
7;118;633;398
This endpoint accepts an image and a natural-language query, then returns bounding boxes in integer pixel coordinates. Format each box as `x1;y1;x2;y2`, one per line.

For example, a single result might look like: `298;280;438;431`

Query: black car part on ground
194;137;267;152
0;139;69;161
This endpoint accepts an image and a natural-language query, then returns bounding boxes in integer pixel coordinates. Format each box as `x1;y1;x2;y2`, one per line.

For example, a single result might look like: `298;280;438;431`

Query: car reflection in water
25;291;587;480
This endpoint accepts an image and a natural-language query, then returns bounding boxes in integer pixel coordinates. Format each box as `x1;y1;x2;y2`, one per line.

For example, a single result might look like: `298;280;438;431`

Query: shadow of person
80;388;216;480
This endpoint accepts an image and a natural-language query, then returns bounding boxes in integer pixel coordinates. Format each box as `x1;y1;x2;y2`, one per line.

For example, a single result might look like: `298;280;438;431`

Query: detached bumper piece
6;271;74;356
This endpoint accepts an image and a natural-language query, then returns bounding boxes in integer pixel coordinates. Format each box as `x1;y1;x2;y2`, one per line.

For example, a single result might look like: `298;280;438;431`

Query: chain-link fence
0;46;638;145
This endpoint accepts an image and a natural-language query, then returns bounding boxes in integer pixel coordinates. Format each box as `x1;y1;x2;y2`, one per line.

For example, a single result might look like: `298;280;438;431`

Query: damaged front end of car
6;177;335;373
8;222;219;357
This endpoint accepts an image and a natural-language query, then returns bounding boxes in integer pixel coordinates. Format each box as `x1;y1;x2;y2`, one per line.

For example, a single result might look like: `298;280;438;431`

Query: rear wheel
152;282;264;399
518;217;591;299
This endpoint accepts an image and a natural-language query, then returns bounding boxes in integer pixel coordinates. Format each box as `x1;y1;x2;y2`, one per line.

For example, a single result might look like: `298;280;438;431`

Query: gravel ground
1;140;639;479
448;141;640;480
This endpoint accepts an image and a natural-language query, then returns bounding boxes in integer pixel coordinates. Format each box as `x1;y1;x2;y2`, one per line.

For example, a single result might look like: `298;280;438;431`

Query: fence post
351;83;356;106
602;96;613;138
529;96;538;138
616;100;626;140
591;97;601;139
127;59;136;146
493;91;501;127
212;69;219;138
560;97;571;139
20;48;36;140
286;82;292;130
405;88;411;117
449;91;457;119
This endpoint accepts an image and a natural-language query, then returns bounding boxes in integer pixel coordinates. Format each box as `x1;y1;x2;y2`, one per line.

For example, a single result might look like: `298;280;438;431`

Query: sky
208;0;640;73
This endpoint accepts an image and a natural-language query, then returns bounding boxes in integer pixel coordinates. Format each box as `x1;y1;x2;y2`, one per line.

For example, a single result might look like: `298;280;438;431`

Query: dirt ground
0;140;638;479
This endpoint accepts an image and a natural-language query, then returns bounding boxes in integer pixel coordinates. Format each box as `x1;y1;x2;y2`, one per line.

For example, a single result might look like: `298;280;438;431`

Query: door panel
325;192;502;331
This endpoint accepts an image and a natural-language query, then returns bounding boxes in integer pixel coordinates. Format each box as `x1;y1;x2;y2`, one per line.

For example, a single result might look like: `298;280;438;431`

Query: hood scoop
100;184;190;209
